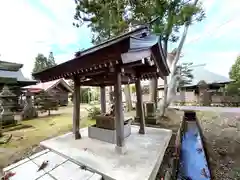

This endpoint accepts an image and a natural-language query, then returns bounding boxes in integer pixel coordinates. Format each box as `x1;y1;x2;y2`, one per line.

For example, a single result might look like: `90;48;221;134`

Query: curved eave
17;80;37;87
151;41;170;78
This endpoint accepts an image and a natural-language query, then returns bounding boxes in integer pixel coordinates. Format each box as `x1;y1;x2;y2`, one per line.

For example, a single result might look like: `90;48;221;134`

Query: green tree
73;0;129;44
32;52;56;75
73;0;205;116
35;91;59;116
47;52;56;67
73;0;204;47
32;53;48;74
175;62;194;88
226;56;240;95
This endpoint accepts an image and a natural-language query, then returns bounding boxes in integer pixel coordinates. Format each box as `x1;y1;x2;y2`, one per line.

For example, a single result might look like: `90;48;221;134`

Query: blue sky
0;0;239;78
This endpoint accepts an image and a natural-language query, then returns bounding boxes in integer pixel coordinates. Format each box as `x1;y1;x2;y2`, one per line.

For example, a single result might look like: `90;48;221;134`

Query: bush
86;106;101;119
35;91;59;115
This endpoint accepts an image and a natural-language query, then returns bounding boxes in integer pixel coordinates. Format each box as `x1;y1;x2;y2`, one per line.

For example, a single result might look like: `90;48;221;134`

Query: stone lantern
0;85;16;126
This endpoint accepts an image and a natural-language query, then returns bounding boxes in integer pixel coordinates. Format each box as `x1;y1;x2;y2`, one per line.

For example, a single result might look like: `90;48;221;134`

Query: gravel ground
198;111;240;180
156;109;240;180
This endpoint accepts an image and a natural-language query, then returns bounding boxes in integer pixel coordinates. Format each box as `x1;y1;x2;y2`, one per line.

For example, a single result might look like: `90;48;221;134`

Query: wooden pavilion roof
33;26;170;86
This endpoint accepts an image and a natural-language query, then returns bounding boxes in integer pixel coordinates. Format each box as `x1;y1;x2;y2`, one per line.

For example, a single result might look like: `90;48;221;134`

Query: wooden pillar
135;78;145;134
100;86;106;114
73;76;81;139
114;69;125;148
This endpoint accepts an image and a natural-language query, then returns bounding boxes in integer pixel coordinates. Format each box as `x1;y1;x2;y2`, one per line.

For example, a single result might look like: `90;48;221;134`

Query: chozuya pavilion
33;25;172;180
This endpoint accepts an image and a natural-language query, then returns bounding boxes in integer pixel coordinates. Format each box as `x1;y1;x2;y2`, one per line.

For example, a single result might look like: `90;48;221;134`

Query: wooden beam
114;68;125;148
135;77;145;134
120;60;144;69
100;86;106;114
73;76;81;139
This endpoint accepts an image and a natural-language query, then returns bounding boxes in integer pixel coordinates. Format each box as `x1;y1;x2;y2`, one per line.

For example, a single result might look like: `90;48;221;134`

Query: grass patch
0;134;12;144
1;114;94;148
233;168;240;179
0;107;95;169
3;124;33;133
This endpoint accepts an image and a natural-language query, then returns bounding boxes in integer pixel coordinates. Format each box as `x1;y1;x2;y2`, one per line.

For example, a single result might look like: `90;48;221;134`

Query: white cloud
186;0;240;45
200;0;216;12
204;51;239;77
182;0;240;77
182;51;239;77
0;1;52;78
0;0;91;79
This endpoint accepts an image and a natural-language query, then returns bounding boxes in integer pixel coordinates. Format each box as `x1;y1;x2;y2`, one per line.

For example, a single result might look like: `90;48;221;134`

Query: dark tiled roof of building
24;79;73;93
158;64;232;88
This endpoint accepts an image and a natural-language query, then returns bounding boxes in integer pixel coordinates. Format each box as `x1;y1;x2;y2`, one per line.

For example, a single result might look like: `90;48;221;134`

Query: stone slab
29;149;50;160
37;174;55;180
32;151;68;173
3;158;30;172
5;160;45;180
49;160;94;180
40;126;172;180
3;149;102;180
90;173;103;180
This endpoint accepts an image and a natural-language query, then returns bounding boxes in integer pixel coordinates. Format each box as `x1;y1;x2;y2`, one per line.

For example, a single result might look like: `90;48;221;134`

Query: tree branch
170;0;199;80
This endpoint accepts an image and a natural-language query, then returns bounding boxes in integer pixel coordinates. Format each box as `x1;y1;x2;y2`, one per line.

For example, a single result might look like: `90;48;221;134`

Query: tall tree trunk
0;118;2;137
159;0;199;117
160;76;168;116
149;78;158;107
123;85;133;111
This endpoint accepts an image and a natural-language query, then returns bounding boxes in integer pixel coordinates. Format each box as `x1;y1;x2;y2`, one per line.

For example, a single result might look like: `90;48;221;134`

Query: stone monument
145;102;157;124
21;91;38;120
134;102;140;122
198;80;211;106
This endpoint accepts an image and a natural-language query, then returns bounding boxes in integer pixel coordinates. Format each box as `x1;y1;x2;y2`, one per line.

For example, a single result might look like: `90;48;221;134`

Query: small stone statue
21;91;38;120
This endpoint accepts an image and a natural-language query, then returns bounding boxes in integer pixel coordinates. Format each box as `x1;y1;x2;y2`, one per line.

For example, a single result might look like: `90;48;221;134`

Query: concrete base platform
40;125;172;180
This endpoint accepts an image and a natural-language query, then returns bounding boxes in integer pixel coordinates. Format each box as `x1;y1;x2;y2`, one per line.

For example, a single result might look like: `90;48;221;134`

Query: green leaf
73;0;205;47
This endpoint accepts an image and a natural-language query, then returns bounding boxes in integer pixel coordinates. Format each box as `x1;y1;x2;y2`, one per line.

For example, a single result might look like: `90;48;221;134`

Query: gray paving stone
6;160;45;180
37;174;55;180
3;158;30;172
3;149;102;180
29;149;50;160
89;173;102;180
32;151;67;173
50;160;93;180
